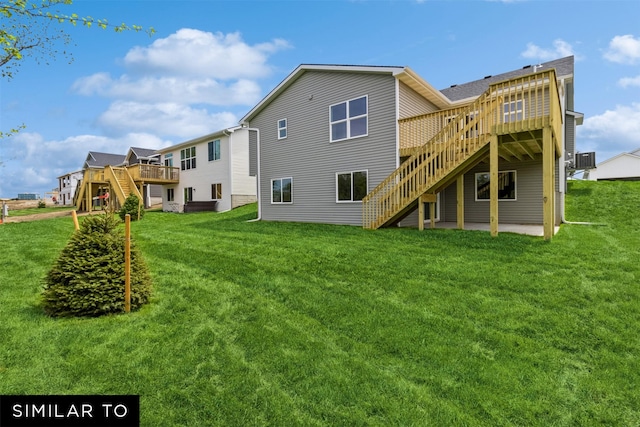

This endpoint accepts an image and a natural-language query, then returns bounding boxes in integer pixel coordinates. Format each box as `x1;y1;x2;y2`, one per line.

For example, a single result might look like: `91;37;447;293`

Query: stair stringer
363;91;499;229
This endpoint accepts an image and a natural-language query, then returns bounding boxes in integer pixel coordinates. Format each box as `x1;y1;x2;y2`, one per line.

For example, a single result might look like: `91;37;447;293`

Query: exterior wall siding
441;158;544;224
398;81;439;119
250;71;399;225
229;128;258;204
161;136;230;212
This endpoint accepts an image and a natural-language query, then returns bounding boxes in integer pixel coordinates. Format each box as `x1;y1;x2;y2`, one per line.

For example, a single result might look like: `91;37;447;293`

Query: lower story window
184;187;194;203
475;171;517;201
271;178;292;204
337;170;368;202
167;188;175;202
211;183;222;200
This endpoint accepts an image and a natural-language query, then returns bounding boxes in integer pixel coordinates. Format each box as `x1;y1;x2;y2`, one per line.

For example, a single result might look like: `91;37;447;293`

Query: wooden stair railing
105;166;143;210
362;69;561;229
362;91;498;229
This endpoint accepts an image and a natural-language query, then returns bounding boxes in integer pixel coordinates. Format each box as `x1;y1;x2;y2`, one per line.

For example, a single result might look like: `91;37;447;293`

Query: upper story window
475;171;517;201
336;170;368;202
330;95;368;142
164;153;173;167
277;119;287;140
180;147;196;170
208;139;221;161
503;99;524;123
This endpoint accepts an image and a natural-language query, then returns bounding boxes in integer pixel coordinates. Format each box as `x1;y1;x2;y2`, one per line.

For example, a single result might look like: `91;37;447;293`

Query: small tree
119;193;144;221
42;213;152;317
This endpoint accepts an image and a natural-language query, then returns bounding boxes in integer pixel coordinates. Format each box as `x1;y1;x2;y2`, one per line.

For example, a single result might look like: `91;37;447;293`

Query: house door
184;187;193;203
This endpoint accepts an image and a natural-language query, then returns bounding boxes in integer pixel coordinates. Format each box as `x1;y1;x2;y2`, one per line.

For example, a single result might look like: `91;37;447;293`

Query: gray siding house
241;57;582;239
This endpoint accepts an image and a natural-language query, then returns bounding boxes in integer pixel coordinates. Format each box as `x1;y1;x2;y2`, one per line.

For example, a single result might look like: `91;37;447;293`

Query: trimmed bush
119;194;145;221
42;213;152;317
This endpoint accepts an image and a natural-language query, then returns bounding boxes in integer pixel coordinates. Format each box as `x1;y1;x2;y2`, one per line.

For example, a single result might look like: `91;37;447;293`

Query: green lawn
1;180;639;426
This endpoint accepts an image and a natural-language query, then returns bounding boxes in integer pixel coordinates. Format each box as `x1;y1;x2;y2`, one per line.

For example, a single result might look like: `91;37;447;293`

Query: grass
1;180;639;426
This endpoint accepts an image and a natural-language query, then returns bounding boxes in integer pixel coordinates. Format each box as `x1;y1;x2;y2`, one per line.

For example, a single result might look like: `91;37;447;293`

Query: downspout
246;126;261;222
224;128;233;212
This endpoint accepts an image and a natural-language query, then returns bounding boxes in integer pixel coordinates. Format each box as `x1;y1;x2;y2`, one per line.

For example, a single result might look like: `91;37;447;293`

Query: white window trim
335;169;368;203
208;139;221;162
271;177;293;204
503;99;525;123
475;170;517;202
277;118;287;140
211;183;222;200
329;95;368;143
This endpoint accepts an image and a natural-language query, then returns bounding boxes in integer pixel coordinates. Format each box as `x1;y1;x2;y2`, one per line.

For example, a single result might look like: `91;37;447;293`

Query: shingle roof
84;152;126;169
130;147;160;158
440;56;575;102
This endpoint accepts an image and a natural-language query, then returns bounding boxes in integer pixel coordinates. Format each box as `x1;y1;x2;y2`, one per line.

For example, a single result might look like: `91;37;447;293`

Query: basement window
336;170;368;202
475;171;517;201
271;178;292;204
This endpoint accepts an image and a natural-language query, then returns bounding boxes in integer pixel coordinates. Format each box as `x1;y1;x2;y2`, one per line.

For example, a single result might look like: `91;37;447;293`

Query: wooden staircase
73;164;179;212
104;166;143;210
363;69;562;230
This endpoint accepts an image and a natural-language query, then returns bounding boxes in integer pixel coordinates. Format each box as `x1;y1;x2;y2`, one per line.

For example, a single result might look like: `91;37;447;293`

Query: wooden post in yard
490;134;499;237
124;214;131;313
71;210;79;231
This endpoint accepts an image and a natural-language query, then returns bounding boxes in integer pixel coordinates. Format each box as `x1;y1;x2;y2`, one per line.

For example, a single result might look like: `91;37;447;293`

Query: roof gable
83;151;126;169
241;65;417;124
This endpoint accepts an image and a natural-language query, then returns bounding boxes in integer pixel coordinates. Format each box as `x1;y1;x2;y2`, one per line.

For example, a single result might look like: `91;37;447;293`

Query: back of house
241;57;581;238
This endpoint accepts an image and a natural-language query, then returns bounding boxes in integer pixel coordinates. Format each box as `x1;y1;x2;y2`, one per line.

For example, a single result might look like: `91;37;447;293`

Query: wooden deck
363;69;563;240
74;164;179;212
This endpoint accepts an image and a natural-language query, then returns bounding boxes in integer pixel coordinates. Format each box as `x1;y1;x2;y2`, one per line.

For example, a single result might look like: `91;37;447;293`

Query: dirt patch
2;210;77;223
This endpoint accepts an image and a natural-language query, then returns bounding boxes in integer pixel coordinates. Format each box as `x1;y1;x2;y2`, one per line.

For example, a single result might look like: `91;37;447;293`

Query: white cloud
619;75;640;88
123;29;291;79
0;132;174;198
578;103;640;161
603;35;640;64
97;101;238;139
73;74;261;106
521;39;577;61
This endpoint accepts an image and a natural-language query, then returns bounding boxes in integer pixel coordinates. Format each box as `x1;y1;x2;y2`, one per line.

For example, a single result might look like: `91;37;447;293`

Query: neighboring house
240;56;582;240
73;149;177;212
158;126;257;213
124;147;163;207
587;148;640;181
57;170;83;206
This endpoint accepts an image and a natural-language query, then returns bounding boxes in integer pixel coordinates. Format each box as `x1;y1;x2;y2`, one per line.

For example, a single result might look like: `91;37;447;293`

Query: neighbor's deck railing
127;164;179;182
363;69;562;229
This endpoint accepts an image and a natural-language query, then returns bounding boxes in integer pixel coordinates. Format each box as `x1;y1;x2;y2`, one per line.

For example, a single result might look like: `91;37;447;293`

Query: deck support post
86;181;93;213
542;126;555;240
456;175;464;230
490;134;499;237
419;194;437;230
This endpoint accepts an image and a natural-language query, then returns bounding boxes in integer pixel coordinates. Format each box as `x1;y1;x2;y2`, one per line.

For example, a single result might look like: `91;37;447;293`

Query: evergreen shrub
42;213;152;317
119;194;145;221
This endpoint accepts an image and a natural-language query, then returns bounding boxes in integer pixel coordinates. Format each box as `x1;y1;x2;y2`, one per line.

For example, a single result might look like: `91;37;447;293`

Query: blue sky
1;0;640;198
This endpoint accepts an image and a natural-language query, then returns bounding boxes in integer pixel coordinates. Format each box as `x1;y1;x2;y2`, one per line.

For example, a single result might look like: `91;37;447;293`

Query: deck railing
127;164;179;182
363;69;561;229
